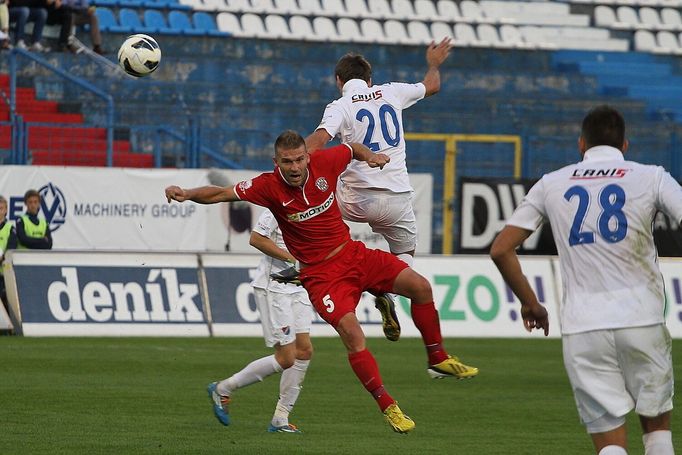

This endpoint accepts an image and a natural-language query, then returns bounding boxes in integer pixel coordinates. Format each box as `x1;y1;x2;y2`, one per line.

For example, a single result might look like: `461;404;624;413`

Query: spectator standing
0;196;17;311
44;0;73;52
17;189;52;249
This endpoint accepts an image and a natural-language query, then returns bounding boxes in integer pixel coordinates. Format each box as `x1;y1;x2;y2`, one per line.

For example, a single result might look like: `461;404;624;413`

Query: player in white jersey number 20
490;106;678;455
301;38;453;342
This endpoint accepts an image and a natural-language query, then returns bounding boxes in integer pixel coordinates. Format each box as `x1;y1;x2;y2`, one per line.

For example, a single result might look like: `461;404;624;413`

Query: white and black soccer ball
118;34;161;77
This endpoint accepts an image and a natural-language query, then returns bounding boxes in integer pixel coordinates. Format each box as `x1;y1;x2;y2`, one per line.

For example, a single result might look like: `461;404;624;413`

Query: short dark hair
334;53;372;84
274;130;305;155
24;189;40;203
581;105;625;150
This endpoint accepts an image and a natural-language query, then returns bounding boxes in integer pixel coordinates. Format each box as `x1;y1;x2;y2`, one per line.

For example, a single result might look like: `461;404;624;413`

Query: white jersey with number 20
507;146;682;334
315;79;426;193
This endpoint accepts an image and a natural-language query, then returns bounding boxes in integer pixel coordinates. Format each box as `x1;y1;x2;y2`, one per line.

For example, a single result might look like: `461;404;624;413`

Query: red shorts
299;240;409;327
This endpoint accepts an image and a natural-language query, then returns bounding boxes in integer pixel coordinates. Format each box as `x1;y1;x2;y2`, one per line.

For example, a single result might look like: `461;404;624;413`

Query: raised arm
347;142;390;169
165;184;239;204
422;37;452;97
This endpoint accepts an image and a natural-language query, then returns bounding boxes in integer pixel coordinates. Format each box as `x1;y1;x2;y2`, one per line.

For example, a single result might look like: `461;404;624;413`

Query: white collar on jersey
342;79;370;96
583;145;625;162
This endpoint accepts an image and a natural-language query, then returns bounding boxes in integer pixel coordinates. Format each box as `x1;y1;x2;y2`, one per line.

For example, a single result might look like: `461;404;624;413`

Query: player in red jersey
165;130;478;433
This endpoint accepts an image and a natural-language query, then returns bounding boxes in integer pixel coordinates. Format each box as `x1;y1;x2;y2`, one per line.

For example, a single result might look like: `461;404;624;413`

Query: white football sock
217;354;283;396
271;359;310;427
396;253;414;267
643;430;674;455
598;445;628;455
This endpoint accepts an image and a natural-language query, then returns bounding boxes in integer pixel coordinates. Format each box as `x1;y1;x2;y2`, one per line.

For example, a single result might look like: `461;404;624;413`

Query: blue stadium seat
144;10;175;34
117;0;146;7
118;8;148;32
95;7;120;32
90;0;117;7
168;10;205;36
192;12;228;37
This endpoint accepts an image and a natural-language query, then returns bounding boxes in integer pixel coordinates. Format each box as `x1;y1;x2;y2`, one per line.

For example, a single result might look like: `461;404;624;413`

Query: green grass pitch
1;337;680;454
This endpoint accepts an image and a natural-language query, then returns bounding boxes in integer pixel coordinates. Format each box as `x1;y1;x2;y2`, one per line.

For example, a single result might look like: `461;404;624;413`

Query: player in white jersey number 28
300;38;453;342
490;106;677;455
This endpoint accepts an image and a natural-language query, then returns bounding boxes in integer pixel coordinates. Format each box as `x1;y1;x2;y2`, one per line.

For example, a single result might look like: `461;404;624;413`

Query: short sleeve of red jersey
234;173;273;207
312;144;352;177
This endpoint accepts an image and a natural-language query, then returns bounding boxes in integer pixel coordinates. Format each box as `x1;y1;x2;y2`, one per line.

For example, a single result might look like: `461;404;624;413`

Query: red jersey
234;144;353;265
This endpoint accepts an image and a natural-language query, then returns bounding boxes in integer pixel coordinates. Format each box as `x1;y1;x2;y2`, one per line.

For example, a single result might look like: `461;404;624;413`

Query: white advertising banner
0;166;432;254
6;251;682;338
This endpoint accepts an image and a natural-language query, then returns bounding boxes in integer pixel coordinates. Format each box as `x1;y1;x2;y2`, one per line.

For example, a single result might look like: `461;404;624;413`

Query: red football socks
348;349;394;412
411;302;448;365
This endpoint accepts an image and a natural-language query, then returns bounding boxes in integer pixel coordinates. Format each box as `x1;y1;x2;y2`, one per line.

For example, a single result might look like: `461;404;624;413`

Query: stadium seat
264;14;291;38
240;13;268;37
320;0;347;17
641;7;672;30
414;0;440;21
216;11;243;35
384;19;415;45
454;22;479;46
273;0;299;14
312;16;342;41
656;30;682;53
661;8;682;30
95;7;123;32
477;23;511;48
297;0;322;15
289;15;315;40
367;0;393;19
360;18;388;43
144;9;175;34
594;5;617;28
407;20;433;44
345;0;370;18
193;11;227;36
634;29;659;51
222;0;250;12
118;8;148;32
202;0;227;11
391;0;415;21
250;0;277;13
616;6;641;29
437;0;463;22
336;17;363;42
164;10;200;35
499;24;533;48
520;26;558;49
431;21;454;41
460;0;492;23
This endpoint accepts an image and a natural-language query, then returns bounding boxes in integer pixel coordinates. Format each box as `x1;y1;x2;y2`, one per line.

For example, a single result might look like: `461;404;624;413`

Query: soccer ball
118;34;161;77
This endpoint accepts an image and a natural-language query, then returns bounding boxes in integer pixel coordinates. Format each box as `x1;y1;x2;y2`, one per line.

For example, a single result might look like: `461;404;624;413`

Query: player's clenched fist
367;153;390;169
165;185;187;203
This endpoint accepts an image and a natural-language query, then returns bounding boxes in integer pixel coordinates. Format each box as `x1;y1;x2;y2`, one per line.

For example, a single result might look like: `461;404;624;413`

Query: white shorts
562;324;673;433
337;181;417;254
254;288;314;348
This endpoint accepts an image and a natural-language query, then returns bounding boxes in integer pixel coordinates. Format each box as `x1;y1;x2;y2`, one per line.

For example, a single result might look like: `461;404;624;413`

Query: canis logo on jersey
351;90;383;103
238;180;253;191
570;168;631;179
287;193;334;222
315;177;329;191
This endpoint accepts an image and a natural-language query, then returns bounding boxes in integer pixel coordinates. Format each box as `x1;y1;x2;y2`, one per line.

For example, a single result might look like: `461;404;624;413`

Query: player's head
335;53;372;90
0;196;7;220
579;105;628;154
274;130;309;187
23;189;41;215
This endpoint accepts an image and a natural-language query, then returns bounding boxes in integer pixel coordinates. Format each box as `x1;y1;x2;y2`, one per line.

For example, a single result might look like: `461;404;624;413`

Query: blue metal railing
8;48;115;166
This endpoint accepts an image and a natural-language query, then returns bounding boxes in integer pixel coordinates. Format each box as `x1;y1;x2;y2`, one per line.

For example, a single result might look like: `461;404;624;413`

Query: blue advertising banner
7;252;209;336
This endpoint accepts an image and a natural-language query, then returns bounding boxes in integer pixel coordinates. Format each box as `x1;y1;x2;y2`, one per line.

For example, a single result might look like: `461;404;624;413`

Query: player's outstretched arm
348;142;390;169
490;225;549;336
305;129;333;153
422;37;452;97
165;185;239;204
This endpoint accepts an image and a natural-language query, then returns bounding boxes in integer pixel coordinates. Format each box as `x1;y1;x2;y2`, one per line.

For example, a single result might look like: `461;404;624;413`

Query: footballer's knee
394;269;432;303
295;337;313;360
